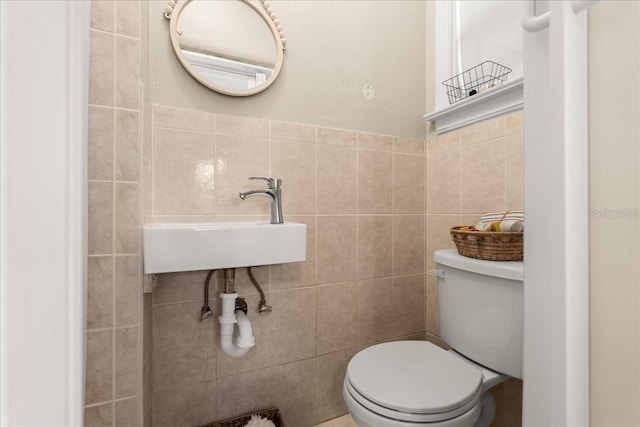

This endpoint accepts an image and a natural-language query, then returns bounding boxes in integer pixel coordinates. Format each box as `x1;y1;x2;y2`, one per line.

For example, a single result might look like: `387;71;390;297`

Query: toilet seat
345;341;484;423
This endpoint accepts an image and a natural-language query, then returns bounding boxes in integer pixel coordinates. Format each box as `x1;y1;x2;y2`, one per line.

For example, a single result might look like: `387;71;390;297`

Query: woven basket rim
450;225;523;235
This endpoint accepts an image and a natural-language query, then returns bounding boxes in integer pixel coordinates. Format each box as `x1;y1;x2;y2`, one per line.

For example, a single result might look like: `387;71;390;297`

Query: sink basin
143;221;307;274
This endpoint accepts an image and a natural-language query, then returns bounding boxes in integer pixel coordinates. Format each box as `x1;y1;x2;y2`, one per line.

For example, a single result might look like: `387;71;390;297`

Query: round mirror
169;0;284;96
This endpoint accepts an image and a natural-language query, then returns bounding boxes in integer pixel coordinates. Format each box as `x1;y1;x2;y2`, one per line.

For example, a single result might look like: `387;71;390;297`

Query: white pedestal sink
143;221;307;274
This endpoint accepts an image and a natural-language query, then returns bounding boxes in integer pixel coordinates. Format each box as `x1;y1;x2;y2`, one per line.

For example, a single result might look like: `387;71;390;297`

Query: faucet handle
248;176;282;189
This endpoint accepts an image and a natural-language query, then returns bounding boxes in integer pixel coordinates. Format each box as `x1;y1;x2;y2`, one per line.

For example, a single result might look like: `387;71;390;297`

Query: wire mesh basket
442;61;512;105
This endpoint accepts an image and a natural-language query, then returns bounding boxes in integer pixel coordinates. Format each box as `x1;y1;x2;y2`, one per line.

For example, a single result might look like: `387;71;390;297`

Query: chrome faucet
238;177;284;224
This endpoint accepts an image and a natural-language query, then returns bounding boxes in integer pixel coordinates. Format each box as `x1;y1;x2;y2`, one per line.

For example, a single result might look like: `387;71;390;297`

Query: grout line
355;133;359;282
89;177;140;184
152;125;216;136
314;126;318;287
391;150;396;277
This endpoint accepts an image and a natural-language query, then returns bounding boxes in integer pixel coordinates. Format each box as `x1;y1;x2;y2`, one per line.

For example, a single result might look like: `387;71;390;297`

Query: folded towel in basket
244;415;275;427
476;210;524;232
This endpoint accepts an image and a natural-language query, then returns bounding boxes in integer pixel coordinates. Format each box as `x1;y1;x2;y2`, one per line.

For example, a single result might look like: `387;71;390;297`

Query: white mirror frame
167;0;285;97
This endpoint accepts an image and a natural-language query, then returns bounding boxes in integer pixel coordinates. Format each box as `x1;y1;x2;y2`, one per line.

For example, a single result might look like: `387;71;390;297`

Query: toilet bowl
343;249;524;427
342;341;507;427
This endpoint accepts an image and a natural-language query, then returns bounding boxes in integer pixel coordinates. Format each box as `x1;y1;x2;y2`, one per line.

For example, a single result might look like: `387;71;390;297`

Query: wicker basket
200;408;285;427
450;226;523;261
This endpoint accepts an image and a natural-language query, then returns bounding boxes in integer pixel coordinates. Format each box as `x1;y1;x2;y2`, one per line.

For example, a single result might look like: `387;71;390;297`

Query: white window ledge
424;77;523;134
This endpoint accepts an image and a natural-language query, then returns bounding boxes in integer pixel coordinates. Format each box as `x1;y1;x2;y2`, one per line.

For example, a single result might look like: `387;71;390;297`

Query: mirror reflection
171;0;283;96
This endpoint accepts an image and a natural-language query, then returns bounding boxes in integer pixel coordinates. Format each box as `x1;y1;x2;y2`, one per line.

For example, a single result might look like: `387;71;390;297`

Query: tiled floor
313;414;358;427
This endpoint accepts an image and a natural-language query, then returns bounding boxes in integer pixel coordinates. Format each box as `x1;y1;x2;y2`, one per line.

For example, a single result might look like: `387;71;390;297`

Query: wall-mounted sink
143;221;307;274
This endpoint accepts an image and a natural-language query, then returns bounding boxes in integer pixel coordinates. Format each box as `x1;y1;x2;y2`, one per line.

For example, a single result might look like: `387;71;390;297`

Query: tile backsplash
145;105;428;426
140;105;524;426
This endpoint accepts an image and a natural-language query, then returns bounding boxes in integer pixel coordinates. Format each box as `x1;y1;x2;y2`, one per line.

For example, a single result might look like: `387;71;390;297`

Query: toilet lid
346;341;483;416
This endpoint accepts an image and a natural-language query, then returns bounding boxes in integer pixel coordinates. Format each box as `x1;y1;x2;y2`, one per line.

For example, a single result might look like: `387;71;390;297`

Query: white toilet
343;249;524;427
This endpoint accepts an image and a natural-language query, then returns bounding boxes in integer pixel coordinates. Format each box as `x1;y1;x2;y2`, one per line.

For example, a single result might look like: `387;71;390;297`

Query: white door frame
0;1;90;425
522;1;590;425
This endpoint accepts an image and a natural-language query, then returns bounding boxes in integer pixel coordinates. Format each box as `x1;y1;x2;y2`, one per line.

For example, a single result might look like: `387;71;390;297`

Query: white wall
589;2;640;425
146;0;427;139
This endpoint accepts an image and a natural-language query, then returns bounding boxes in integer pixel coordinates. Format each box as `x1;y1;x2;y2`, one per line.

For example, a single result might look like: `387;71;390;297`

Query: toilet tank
434;249;523;379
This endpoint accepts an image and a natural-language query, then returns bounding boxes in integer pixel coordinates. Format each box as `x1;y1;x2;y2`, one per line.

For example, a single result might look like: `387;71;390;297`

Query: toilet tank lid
434;249;523;281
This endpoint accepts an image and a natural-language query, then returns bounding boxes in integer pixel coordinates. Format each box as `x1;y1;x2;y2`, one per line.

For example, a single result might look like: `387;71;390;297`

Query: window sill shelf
424;77;523;134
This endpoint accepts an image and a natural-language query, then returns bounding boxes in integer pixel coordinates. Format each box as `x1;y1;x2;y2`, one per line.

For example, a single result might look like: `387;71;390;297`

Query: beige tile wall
145;105;428;426
143;107;524;426
86;1;143;426
426;112;525;427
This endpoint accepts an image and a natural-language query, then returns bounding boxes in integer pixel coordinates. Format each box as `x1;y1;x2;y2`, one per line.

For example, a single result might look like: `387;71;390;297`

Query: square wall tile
317;216;357;284
86;329;113;405
85;402;113;427
317;283;357;354
115;109;140;182
393;215;425;275
217;114;269;138
143;352;153;427
115;256;139;327
270;358;317;427
115;0;140;38
358;150;392;214
115;36;139;110
215;134;269;216
141;122;153;218
460;138;506;214
426;275;439;335
505;111;524;136
316;348;358;424
270;141;316;214
428;130;460;154
115;326;139;398
357;216;392;280
317;145;357;214
88;181;113;255
154;381;217;427
271;121;316;143
216;369;271;420
153;302;216;390
357;278;395;345
267;288;317;365
393;274;425;336
393;137;425;155
271;215;316;289
506;134;524;210
89;30;114;106
153;270;210;305
426;214;459;270
115;183;139;254
152;105;216;133
87;256;113;330
115;397;141;427
90;0;114;32
357;132;393;152
460;214;483;228
427;148;460;214
152;128;215;215
88;106;114;181
460;116;504;146
318;127;357;148
394;154;425;214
